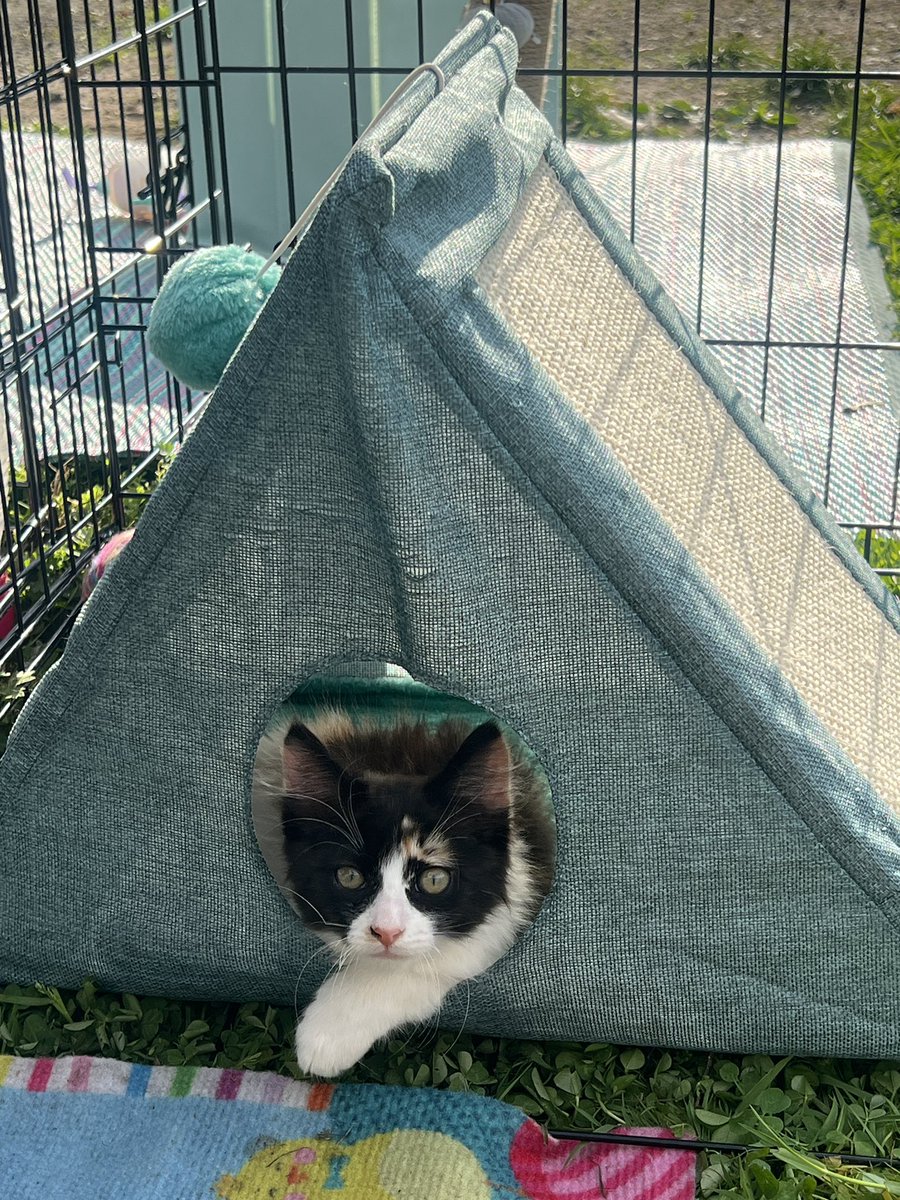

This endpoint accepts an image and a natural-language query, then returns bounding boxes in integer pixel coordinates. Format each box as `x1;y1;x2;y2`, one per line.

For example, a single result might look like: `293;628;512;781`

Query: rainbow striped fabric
0;1052;334;1107
0;1055;697;1200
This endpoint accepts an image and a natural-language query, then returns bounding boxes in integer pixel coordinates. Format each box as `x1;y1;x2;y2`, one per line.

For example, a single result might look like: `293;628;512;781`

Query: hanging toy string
256;62;446;282
147;62;446;393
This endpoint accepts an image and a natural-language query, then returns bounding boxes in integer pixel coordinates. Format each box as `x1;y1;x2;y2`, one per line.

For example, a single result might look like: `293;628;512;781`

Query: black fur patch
280;721;511;938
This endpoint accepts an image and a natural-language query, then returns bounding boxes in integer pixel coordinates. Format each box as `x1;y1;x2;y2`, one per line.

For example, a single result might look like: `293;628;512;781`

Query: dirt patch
6;1;180;143
568;0;898;74
566;0;899;140
6;0;897;149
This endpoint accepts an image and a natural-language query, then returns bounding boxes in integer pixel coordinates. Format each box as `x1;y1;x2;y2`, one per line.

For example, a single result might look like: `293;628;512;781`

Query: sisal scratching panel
477;159;900;815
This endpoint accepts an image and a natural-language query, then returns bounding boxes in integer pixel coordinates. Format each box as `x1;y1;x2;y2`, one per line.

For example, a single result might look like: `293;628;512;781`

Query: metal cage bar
0;0;228;693
0;0;897;714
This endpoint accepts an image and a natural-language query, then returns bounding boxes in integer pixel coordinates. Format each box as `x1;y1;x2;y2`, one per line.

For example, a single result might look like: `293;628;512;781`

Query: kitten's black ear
435;722;511;812
281;723;340;801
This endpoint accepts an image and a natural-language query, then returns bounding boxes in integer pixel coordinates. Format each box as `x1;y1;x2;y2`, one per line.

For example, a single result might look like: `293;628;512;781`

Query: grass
1;981;899;1198
566;34;857;145
681;32;772;71
566;78;638;141
779;40;853;106
849;87;900;334
855;529;900;596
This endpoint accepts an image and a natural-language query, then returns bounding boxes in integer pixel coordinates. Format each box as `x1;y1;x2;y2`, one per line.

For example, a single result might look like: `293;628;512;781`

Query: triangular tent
2;14;898;1058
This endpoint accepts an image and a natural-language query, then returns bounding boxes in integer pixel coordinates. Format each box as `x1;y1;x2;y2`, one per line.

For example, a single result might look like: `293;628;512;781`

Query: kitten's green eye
418;866;451;895
335;866;364;890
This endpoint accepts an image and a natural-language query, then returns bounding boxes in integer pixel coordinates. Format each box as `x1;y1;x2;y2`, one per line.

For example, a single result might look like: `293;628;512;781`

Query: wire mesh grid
0;0;898;711
0;0;224;693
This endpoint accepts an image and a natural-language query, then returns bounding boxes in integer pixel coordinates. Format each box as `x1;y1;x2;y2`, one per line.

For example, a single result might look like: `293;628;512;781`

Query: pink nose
370;925;403;948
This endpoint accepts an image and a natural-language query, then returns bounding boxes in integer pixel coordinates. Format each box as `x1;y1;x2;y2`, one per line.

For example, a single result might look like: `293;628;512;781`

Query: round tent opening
250;662;556;951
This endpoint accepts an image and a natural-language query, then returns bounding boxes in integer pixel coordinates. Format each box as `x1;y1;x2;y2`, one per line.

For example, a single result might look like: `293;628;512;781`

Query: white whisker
280;886;343;929
282;788;363;848
286;840;354;858
281;814;361;843
440;979;471;1062
341;770;365;849
292;943;331;1022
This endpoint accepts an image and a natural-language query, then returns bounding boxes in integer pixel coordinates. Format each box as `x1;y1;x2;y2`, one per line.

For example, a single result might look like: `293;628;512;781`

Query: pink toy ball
0;572;17;642
82;529;136;602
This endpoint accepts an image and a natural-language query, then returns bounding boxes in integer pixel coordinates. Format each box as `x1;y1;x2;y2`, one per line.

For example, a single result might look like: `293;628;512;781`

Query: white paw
294;999;375;1078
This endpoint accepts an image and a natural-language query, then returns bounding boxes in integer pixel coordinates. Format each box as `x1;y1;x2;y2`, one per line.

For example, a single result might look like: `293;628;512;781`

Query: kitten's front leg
295;963;444;1077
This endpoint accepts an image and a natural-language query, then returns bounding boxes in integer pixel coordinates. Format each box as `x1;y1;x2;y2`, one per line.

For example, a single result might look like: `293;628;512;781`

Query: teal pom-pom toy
147;245;282;391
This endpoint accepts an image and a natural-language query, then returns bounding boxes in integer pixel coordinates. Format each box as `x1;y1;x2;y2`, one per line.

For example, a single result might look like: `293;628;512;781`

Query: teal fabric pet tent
1;14;898;1059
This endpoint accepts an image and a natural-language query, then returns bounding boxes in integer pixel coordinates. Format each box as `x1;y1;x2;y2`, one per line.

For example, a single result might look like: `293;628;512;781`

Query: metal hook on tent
256;62;446;281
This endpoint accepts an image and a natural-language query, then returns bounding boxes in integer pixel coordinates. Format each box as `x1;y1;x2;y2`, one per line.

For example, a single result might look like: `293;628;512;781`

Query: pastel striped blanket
0;1055;697;1200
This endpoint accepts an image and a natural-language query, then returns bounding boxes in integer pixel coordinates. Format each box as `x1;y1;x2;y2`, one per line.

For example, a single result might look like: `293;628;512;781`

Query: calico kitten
252;711;554;1077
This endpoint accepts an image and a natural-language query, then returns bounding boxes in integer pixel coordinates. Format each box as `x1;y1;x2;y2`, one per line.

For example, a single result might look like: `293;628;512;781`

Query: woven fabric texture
2;1055;698;1199
477;159;900;816
0;14;898;1057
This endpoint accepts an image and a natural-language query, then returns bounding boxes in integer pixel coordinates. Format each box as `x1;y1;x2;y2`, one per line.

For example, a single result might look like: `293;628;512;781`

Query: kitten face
279;721;512;963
